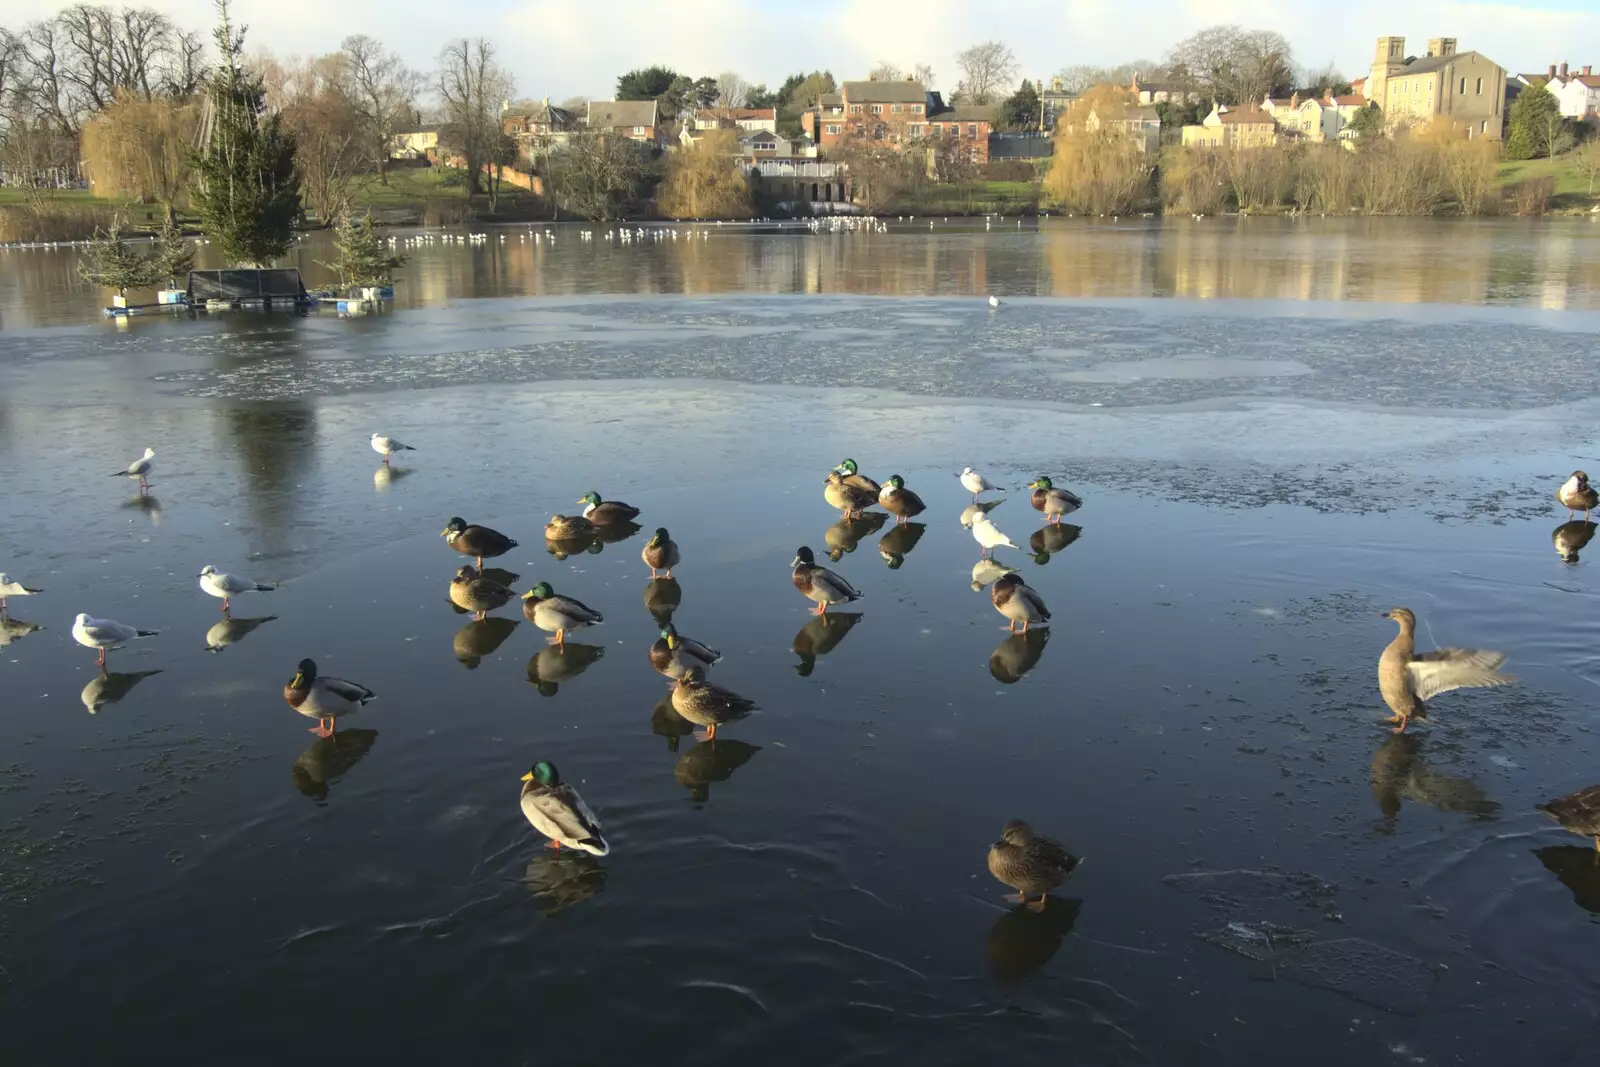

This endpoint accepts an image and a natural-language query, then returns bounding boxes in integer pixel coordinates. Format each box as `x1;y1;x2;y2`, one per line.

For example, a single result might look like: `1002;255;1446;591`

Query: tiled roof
841;80;927;104
586;100;659;129
1575;75;1600;88
697;107;777;122
1392;50;1499;78
818;92;843;109
1215;106;1276;125
928;104;999;123
1331;94;1368;107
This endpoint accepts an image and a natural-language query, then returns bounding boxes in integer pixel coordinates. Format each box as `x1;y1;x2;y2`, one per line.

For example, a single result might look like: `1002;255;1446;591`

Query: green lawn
346;167;470;209
1497;151;1599;210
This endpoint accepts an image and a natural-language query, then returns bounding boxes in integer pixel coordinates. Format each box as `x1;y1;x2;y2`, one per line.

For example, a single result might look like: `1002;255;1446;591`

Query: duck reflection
793;611;864;676
959;499;1004;529
824;512;889;561
592;521;643;546
674;739;762;803
122;493;162;525
453;617;520;668
1368;733;1500;825
1532;846;1600;914
524;850;608;916
971;558;1017;592
0;616;44;649
1552;520;1597;563
80;669;163;713
644;577;682;627
989;628;1052;684
1029;523;1082;565
291;729;380;802
527;642;606;695
986;897;1083;984
204;614;277;652
373;465;413;491
546;533;600;560
878;522;927;569
652;694;697;752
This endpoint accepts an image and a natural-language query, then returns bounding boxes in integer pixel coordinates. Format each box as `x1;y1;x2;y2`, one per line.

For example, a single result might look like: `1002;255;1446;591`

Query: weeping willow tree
188;0;302;265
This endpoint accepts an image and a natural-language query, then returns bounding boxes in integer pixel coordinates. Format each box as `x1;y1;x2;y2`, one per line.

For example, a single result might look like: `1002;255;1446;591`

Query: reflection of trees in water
220;403;316;554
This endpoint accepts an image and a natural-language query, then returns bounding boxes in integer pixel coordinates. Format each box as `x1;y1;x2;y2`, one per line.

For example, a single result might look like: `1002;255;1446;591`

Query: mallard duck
1537;784;1600;852
198;564;276;613
992;572;1050;633
442;517;519;569
109;446;155;490
959;466;1002;500
987;819;1081;911
824;470;876;519
969;514;1019;557
832;458;880;496
578;490;641;525
520;760;609;855
0;573;42;611
450;565;513;620
642;527;680;578
1553;520;1597;563
283;658;375;738
791;545;864;615
649;623;722;683
527;643;606;695
521;581;603;645
671;667;756;740
878;475;926;525
545;514;596;540
1028;476;1082;525
1559;471;1598;520
72;613;158;668
1378;607;1514;733
370;432;415;464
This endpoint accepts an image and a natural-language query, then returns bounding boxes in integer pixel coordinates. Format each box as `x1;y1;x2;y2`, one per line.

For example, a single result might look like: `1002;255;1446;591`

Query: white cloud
6;0;1597;100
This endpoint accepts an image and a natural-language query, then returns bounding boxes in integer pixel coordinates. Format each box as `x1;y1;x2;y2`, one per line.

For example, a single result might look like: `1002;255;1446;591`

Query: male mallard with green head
520;760;609;854
578;490;641;525
1537;784;1600;852
522;582;604;645
987;819;1081;912
832;458;880;496
1558;471;1598;521
442;517;519;569
824;471;876;519
642;527;680;578
791;545;864;615
450;565;514;620
1028;476;1082;526
878;474;926;525
991;572;1050;633
283;658;375;738
545;514;596;540
1378;607;1514;733
649;622;722;683
671;666;756;740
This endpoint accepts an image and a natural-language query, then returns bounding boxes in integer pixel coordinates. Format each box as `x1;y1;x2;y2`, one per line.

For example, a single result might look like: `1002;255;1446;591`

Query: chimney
1549;64;1558;80
1585;65;1593;76
1560;62;1569;78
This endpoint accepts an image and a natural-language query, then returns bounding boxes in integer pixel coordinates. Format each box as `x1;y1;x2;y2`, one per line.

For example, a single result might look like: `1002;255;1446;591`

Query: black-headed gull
371;433;416;465
72;613;159;667
969;515;1019;557
198;565;276;613
110;447;155;489
959;466;1002;500
988;295;1001;308
0;573;41;611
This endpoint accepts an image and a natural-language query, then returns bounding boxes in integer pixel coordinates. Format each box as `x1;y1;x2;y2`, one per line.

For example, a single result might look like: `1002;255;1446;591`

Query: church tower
1369;36;1407;110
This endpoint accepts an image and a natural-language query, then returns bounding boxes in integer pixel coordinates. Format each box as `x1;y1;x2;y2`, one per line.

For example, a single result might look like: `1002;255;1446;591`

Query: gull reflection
1532;846;1600;914
527;642;606;695
373;465;413;491
793;611;864;676
524;850;608;916
878;522;927;569
989;628;1051;684
204;614;277;652
1029;523;1082;565
1368;733;1499;825
652;694;697;752
986;897;1083;984
0;616;44;649
674;739;762;803
453;617;520;668
1553;520;1597;563
80;669;163;714
122;493;162;525
644;577;682;627
958;499;1004;529
971;558;1017;592
824;512;889;561
291;729;380;802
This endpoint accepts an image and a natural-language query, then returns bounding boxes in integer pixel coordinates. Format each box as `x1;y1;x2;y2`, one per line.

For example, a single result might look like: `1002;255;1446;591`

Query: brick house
502;99;579;164
801;80;996;162
693;107;778;133
585;100;665;146
924;104;999;163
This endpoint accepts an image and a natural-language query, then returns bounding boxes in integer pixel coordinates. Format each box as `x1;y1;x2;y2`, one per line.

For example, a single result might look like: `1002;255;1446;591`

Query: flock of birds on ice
4;439;1600;909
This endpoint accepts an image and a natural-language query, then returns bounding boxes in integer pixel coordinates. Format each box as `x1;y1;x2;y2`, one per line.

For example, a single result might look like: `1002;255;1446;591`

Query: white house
1551;66;1599;118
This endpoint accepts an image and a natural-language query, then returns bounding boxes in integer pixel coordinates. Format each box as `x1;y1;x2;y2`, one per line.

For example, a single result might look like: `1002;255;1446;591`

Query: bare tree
547;132;651;220
912;63;935;88
436;37;514;196
1574;138;1600;197
340;34;420;185
279;53;363;223
868;61;902;82
1165;25;1294;105
165;29;207;97
714;71;748;110
953;41;1017;105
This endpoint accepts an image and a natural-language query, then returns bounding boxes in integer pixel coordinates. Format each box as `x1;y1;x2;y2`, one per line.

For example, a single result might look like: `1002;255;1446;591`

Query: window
633;126;645;134
1480;120;1487;133
911;104;922;114
872;124;885;140
967;123;978;139
870;104;882;115
1475;77;1483;95
850;104;862;114
909;124;924;139
1460;77;1466;94
891;103;902;113
931;125;942;138
824;124;841;135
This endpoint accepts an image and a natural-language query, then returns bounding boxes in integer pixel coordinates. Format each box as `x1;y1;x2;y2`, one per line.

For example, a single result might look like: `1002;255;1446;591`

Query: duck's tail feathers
135;629;160;637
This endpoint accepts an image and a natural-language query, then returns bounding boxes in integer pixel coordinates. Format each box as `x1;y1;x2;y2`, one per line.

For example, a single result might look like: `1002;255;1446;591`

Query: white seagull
198;565;277;613
969;515;1019;557
370;432;416;465
989;295;1001;308
959;466;1003;501
0;573;42;611
72;613;159;667
110;447;155;490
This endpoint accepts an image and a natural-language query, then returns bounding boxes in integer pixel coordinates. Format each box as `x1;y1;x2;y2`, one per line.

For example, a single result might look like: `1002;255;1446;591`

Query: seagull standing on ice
371;433;416;465
111;447;155;490
969;515;1020;558
989;295;1001;308
0;573;42;611
72;613;159;668
959;466;1003;501
198;565;276;614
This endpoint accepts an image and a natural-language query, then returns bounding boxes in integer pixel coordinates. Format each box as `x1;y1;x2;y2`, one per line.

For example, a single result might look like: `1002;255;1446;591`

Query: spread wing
1407;649;1513;702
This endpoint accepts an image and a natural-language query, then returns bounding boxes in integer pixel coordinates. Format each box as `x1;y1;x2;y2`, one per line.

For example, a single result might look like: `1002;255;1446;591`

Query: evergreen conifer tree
77;216;159;296
320;211;405;291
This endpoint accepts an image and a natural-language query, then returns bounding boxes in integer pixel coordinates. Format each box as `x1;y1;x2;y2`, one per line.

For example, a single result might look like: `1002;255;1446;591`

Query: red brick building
802;80;996;163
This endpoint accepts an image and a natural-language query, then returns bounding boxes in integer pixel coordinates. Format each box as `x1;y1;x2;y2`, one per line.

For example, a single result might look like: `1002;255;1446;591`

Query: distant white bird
371;433;416;464
989;295;1001;308
959;466;1003;501
72;613;159;667
970;515;1020;557
110;447;155;490
0;572;42;611
198;565;276;613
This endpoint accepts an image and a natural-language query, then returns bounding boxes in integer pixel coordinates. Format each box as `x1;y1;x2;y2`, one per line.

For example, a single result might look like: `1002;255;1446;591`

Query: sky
9;0;1600;103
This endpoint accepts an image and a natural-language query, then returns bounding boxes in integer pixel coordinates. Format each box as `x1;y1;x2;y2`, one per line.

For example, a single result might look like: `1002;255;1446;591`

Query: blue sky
12;0;1600;102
